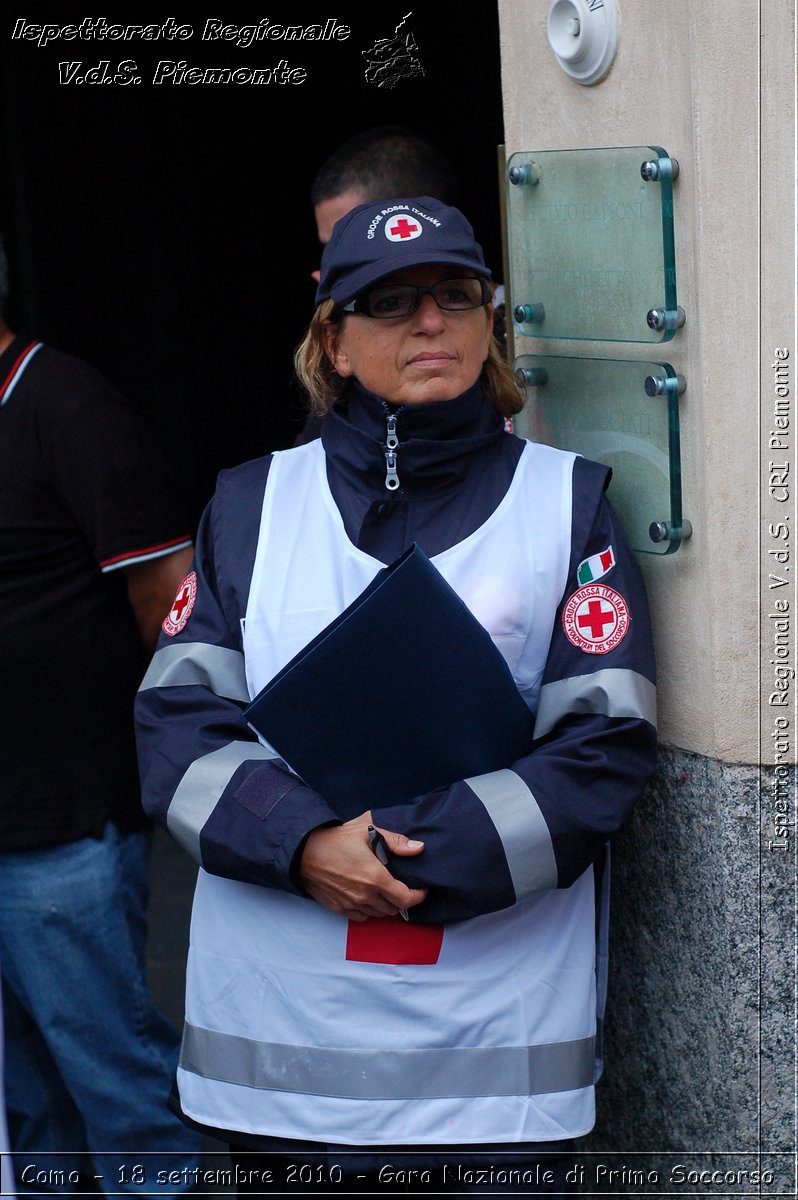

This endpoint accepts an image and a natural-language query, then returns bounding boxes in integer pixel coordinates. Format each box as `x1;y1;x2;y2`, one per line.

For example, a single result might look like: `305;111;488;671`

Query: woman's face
325;265;493;407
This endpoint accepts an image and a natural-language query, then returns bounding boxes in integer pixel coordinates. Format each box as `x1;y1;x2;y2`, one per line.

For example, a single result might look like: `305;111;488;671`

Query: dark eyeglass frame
340;276;491;320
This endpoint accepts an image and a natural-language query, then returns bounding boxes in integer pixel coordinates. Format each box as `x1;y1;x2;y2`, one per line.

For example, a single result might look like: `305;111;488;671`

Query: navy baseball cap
315;196;492;307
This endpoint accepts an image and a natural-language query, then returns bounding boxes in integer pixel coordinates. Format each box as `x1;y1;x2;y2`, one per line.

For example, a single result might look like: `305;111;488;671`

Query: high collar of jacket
320;378;506;497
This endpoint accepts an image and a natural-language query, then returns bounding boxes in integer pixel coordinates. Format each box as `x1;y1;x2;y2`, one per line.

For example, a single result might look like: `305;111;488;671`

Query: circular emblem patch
562;584;629;654
162;570;197;637
384;214;422;243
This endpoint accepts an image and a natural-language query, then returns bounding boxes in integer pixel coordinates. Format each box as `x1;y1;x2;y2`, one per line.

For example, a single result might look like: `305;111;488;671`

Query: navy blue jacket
135;382;657;923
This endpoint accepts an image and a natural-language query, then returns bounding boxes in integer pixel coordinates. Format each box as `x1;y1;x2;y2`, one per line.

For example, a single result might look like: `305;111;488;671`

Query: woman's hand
300;810;427;922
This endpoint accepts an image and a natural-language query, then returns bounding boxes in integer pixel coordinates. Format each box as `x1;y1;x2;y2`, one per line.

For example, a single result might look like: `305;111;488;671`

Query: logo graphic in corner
162;571;197;637
577;545;616;585
562;583;630;655
385;214;422;242
362;13;425;89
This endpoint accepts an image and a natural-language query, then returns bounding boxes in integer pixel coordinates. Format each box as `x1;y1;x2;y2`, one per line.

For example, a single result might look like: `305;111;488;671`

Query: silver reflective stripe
139;642;250;703
534;669;657;739
167;742;277;860
180;1022;594;1099
464;769;557;895
594;843;611;1083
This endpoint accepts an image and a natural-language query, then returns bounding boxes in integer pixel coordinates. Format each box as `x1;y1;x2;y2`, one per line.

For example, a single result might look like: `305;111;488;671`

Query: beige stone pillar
498;0;795;1185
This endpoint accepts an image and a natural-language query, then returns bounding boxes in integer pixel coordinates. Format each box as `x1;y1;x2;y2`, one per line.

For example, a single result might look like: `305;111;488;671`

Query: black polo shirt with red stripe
0;335;192;847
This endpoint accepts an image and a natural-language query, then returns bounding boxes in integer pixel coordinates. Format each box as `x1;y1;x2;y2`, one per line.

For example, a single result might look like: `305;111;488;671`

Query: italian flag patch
577;545;616;585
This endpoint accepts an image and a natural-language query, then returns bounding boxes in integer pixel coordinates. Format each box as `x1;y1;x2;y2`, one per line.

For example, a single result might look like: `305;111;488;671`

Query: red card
346;916;444;965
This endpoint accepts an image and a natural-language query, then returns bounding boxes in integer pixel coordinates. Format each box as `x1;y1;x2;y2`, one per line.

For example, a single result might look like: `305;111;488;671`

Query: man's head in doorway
310;126;460;273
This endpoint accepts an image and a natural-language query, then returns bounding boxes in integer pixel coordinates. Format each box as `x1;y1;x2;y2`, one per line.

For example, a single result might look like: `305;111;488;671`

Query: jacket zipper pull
384;413;400;491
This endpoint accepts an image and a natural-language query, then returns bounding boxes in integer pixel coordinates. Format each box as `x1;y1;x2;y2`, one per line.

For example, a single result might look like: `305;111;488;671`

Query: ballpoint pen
367;824;409;920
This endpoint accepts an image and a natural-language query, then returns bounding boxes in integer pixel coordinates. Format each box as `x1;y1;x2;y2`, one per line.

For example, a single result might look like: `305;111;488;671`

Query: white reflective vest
177;437;599;1145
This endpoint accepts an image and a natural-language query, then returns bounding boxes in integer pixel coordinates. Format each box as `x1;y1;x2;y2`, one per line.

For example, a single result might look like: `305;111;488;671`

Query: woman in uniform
136;195;657;1194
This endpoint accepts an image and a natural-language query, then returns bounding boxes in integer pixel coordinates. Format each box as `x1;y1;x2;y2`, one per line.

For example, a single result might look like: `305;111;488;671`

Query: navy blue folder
244;543;535;820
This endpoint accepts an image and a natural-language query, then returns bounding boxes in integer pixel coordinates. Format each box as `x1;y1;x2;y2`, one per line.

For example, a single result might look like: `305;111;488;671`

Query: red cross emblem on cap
562;583;630;654
385;216;422;243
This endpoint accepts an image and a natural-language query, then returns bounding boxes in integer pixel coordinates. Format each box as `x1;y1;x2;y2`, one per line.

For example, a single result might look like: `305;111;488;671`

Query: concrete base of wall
575;746;794;1187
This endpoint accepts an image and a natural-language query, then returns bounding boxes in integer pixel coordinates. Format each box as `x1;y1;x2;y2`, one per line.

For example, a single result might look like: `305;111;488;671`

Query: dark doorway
0;11;505;525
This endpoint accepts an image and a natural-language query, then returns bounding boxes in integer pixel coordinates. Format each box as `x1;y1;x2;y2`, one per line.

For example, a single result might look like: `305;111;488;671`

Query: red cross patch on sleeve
562;583;630;654
162;571;197;637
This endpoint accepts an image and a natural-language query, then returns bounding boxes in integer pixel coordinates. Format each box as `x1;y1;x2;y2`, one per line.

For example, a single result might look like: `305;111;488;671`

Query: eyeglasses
341;276;490;320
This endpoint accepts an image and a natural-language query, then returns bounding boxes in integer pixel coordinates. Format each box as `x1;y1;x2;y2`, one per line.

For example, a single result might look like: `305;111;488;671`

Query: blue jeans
0;822;203;1195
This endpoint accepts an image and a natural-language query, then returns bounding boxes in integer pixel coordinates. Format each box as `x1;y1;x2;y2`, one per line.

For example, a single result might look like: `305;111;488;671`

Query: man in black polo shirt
0;237;203;1190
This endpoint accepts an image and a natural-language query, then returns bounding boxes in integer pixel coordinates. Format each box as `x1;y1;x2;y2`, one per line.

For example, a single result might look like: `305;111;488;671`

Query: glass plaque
506;146;679;343
514;354;687;555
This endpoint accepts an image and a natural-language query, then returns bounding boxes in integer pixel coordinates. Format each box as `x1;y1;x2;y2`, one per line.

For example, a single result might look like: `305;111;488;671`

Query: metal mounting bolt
515;367;549;388
641;157;680;182
644;374;686;398
513;303;546;325
649;519;693;544
646;306;686;333
509;161;541;187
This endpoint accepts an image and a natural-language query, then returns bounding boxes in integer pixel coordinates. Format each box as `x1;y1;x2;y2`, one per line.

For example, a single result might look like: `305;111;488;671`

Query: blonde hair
294;293;524;419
